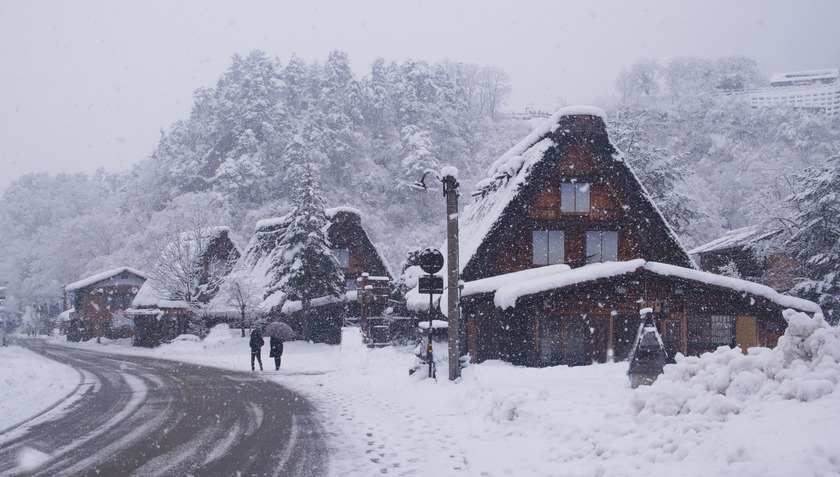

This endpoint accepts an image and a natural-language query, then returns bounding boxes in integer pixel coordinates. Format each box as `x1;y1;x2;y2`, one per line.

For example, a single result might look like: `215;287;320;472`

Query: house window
688;315;735;351
346;278;357;292
561;183;590;213
710;315;734;346
533;231;564;265
106;293;132;309
586;231;618;263
331;248;350;268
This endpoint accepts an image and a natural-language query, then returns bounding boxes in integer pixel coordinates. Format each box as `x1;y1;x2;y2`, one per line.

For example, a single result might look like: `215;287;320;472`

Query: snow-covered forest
0;51;838;322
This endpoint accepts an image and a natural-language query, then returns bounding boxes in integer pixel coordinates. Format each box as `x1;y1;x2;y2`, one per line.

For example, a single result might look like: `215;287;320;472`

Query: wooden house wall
73;282;143;341
463;272;795;367
133;310;191;348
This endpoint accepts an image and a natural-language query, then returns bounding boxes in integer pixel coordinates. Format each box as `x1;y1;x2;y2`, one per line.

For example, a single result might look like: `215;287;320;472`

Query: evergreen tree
267;163;345;339
787;151;840;324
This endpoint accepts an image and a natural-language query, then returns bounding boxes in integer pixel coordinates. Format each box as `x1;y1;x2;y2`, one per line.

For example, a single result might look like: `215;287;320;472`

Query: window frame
331;248;350;268
532;230;565;266
560;182;591;214
585;230;618;264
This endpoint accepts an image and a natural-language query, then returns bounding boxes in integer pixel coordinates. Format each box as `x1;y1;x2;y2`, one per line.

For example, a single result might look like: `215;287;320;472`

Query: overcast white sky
1;0;838;194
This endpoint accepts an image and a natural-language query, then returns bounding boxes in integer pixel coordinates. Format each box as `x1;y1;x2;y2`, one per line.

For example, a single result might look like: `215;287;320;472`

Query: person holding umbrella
264;321;294;370
269;336;284;370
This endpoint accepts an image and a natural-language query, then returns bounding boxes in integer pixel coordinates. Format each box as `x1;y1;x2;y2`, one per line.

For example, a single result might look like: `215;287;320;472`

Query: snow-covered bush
203;323;236;344
633;310;840;421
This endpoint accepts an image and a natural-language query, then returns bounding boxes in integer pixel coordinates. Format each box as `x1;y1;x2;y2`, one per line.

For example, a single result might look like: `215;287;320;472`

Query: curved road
0;340;328;477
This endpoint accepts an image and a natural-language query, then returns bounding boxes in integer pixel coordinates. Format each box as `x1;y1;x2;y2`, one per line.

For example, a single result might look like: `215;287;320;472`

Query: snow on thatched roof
689;226;780;255
458;259;821;314
65;267;147;293
325;206;363;219
173;226;241;259
407;106;698;313
130;281;190;309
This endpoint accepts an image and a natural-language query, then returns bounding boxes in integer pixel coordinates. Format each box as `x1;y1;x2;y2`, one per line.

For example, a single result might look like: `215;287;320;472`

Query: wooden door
736;316;757;354
663;320;682;359
538;316;563;366
565;318;587;366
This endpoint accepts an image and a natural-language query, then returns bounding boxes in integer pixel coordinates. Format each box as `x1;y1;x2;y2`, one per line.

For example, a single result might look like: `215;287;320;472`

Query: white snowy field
4;310;840;477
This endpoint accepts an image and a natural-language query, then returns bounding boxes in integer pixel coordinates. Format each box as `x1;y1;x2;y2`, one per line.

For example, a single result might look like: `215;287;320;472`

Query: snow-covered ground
4;310;840;477
0;345;81;433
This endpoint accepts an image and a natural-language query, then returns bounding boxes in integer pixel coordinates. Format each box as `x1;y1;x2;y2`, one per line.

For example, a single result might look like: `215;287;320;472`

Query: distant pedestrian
269;336;284;370
249;328;264;371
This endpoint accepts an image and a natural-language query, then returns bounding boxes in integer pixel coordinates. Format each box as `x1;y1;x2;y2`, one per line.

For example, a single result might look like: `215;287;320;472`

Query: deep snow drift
4;311;840;476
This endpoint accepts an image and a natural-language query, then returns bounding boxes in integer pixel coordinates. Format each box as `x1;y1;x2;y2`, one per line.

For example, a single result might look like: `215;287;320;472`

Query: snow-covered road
0;339;327;476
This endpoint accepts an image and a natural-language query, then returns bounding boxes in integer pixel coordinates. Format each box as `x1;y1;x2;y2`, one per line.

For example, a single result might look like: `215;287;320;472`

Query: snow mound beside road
634;310;840;421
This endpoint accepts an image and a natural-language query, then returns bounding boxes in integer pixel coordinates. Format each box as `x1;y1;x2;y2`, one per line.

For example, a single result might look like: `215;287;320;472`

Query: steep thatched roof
459;105;693;281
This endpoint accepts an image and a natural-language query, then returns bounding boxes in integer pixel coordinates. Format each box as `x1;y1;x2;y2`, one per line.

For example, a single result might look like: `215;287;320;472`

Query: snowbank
634;311;840;420
0;344;81;433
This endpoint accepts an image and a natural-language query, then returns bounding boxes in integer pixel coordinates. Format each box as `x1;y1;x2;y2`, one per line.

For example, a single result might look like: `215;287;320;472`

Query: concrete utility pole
441;167;461;381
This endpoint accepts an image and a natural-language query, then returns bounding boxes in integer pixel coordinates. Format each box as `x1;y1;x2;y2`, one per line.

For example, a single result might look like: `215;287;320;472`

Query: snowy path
0;340;328;476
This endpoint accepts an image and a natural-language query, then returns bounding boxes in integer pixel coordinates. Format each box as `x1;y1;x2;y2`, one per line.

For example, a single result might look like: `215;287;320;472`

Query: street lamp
414;167;462;381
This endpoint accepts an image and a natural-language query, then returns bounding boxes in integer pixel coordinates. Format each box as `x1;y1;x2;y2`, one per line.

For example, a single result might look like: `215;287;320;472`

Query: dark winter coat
249;329;265;351
269;337;284;357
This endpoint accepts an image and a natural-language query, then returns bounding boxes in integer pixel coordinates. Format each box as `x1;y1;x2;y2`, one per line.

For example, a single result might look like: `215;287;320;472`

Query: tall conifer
267;163;345;338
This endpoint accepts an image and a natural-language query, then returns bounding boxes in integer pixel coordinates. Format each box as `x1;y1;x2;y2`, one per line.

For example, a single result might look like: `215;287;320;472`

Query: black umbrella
264;321;294;340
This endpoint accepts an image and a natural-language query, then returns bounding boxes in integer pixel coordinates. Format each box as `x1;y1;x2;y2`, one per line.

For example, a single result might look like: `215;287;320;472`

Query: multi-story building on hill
748;68;840;117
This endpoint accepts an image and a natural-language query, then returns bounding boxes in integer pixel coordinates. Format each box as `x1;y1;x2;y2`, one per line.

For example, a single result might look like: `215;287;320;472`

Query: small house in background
127;226;240;347
126;281;192;348
689;226;802;292
63;267;147;342
209;206;392;345
325;207;392;315
186;226;242;303
452;107;820;367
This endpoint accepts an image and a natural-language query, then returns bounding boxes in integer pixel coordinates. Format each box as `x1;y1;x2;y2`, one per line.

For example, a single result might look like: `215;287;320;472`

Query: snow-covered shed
63;267;147;342
455;107;821;367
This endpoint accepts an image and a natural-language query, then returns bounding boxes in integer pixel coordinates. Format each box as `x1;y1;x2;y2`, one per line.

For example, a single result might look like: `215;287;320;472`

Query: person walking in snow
269;336;284;370
249;327;264;371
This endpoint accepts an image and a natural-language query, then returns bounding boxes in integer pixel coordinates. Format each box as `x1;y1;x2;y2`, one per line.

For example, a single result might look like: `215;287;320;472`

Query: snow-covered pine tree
399;125;439;188
266;163;345;339
787;151;840;324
